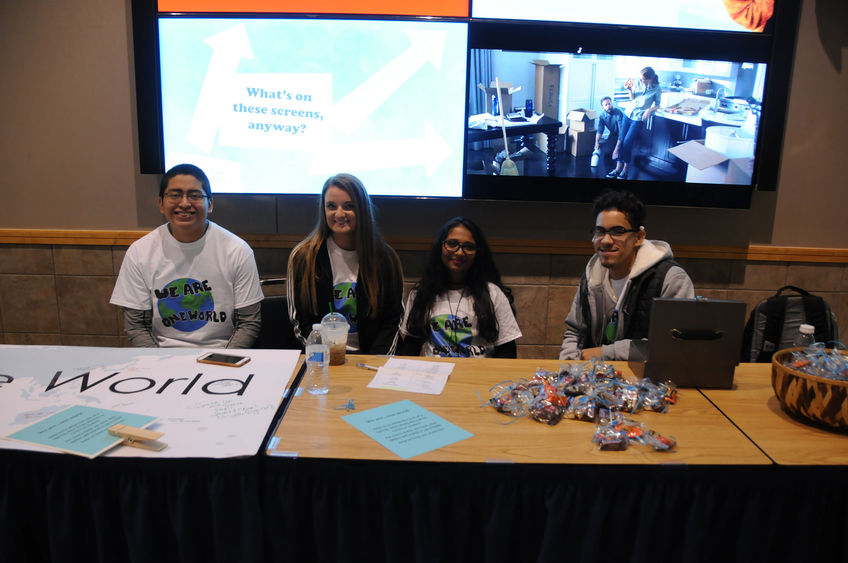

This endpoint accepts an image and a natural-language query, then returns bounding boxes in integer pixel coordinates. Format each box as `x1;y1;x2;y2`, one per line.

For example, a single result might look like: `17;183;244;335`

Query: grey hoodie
559;239;694;361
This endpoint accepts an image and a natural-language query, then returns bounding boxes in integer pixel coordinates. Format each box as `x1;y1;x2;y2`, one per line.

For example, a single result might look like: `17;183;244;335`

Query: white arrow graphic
332;29;447;135
186;25;254;153
309;122;451;177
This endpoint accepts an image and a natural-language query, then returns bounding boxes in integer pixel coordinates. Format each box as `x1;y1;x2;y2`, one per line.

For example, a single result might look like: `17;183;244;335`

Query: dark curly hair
405;217;514;343
592;189;646;229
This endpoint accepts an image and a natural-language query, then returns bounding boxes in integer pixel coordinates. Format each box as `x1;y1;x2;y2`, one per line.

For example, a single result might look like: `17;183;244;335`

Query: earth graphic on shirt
332;282;358;333
430;313;472;356
157;277;214;332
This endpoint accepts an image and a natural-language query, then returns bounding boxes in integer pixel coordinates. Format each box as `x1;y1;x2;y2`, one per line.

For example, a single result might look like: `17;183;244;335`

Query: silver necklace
449;289;465;352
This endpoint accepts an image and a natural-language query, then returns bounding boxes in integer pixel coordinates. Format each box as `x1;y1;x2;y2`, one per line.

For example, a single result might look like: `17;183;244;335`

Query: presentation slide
158;18;468;196
472;0;774;33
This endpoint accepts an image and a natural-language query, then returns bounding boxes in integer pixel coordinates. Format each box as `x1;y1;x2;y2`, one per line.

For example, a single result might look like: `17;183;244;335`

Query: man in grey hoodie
560;190;694;361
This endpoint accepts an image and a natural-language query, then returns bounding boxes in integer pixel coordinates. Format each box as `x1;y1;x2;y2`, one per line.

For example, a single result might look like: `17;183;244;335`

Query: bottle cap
799;323;815;335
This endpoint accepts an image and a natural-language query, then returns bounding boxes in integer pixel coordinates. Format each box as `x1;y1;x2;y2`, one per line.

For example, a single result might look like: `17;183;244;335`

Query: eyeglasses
591;226;641;240
443;239;478;254
163;190;207;202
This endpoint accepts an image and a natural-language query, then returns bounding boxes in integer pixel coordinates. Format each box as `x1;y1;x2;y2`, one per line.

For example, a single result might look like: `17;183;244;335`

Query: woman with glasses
286;173;404;354
398;217;521;358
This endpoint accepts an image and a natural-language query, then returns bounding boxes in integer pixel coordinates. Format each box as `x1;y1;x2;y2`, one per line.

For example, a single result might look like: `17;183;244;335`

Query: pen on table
357;363;380;371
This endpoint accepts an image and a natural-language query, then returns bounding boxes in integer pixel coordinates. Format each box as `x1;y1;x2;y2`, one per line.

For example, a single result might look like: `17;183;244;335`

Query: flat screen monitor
472;0;775;33
157;17;469;196
131;0;797;209
464;46;768;207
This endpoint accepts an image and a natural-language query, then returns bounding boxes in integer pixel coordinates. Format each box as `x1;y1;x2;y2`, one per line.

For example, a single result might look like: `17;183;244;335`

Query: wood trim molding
1;229;847;263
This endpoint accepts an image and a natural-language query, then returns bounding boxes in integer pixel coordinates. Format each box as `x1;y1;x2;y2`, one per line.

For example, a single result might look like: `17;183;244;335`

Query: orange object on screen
158;0;468;17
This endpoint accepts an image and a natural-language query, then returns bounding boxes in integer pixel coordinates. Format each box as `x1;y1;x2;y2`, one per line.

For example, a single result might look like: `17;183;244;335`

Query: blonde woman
286;173;404;354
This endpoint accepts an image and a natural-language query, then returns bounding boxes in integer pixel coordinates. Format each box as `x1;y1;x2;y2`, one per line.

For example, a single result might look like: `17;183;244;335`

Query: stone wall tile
551;255;589;285
546;285;576;345
0;275;59;333
398;250;426;280
254;248;289;278
729;261;788;290
4;333;62;345
54;246;114;276
831;293;848;339
676;257;732;289
725;289;776;319
511;285;547;344
499;254;550;285
517;344;546;359
786;264;844;292
0;246;53;274
56;276;120;335
112;248;127;275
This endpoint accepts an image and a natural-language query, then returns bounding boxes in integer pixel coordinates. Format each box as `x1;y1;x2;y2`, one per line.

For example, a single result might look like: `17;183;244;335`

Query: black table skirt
3;449;847;563
262;458;848;563
1;450;264;563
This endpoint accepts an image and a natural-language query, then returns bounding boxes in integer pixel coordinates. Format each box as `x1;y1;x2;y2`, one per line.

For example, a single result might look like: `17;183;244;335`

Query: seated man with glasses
560;190;694;361
110;164;264;348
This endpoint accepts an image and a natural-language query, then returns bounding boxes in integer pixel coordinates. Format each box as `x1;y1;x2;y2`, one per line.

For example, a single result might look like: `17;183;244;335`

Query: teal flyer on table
7;405;158;459
342;399;472;459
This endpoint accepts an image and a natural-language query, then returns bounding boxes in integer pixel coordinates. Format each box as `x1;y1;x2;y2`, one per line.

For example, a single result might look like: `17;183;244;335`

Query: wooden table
700;363;848;465
268;355;769;465
466;116;562;176
260;357;848;561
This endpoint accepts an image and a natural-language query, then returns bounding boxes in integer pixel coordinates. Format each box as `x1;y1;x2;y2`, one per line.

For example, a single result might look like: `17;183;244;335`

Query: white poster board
0;346;300;458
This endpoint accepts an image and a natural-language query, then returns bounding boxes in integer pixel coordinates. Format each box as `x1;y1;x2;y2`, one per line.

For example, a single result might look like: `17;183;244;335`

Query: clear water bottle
792;323;815;348
590;149;601;167
305;323;330;395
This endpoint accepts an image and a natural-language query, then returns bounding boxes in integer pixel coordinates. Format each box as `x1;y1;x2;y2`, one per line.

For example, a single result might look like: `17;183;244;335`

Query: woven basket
771;347;848;429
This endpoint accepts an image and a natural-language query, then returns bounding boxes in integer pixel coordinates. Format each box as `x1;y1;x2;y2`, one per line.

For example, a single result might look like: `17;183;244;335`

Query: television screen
466;49;767;188
132;0;796;209
157;0;469;17
157;17;469;196
472;0;775;33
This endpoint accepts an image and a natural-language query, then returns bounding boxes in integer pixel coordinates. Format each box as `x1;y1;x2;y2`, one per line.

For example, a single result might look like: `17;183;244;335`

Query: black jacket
288;241;403;354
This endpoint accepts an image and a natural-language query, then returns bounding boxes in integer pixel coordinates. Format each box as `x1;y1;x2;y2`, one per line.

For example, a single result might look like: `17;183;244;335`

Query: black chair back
255;280;301;350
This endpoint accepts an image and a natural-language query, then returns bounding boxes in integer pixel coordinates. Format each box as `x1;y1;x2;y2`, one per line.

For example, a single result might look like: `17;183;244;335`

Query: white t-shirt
327;237;360;351
400;283;522;358
110;222;264;347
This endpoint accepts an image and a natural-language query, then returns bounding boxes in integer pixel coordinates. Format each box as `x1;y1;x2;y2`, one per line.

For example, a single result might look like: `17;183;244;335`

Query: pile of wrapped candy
592;412;677;451
784;343;848;381
486;359;677;451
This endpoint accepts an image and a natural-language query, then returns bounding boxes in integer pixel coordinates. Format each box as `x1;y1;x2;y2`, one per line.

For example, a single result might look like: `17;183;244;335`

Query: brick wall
1;244;846;357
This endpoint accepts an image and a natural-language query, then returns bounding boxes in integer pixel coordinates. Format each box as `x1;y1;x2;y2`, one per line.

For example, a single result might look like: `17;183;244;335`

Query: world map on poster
0;345;300;458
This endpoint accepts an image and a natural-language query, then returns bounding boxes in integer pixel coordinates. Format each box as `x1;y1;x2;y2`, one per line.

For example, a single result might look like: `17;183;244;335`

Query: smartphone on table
196;352;251;367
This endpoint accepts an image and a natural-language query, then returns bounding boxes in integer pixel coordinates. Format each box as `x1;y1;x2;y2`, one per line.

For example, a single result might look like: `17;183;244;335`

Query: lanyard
603;273;629;345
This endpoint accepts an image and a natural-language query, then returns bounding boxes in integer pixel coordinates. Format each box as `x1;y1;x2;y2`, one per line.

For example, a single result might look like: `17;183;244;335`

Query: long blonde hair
287;173;401;318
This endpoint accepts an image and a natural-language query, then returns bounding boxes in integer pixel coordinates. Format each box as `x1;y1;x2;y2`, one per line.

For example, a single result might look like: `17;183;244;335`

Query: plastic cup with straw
321;301;348;365
495;76;518;176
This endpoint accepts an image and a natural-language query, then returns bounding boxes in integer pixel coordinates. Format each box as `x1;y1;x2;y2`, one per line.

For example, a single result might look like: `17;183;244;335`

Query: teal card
7;405;157;458
342;399;472;459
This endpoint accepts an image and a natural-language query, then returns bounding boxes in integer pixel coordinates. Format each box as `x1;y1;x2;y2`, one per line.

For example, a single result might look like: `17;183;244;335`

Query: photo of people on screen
466;50;766;186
